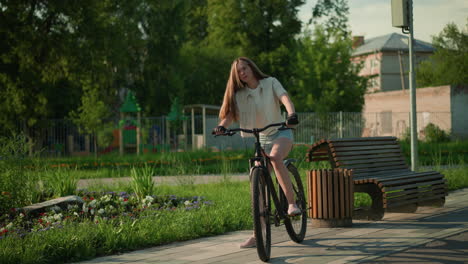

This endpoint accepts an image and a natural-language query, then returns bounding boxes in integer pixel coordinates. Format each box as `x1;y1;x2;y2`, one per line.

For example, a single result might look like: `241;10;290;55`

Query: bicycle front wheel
251;167;271;262
282;163;307;242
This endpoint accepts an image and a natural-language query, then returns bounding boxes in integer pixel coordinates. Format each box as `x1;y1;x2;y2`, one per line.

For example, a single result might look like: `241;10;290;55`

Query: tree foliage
309;0;349;34
206;0;305;86
0;0;368;142
292;26;367;113
417;21;468;87
291;0;366;113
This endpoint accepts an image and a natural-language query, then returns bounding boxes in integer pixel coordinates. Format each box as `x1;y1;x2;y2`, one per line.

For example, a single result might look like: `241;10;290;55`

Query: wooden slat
312;170;317;218
333;148;403;157
328;170;333;218
321;170;328;218
374;171;440;183
339;169;345;218
383;179;446;192
344;169;350;218
330;140;397;148
336;153;406;162
337;156;405;166
352;165;409;175
353;167;410;177
317;170;322;218
354;169;412;179
341;161;407;170
328;136;396;143
307;171;312;218
331;144;401;152
385;184;447;199
333;170;339;219
349;169;354;218
377;173;443;187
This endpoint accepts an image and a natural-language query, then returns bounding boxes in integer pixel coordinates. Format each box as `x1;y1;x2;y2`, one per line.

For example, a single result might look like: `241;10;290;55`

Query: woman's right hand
212;126;227;135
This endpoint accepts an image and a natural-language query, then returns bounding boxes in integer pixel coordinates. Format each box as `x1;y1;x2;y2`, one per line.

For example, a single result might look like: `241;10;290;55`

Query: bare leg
269;137;295;204
241;138;295;247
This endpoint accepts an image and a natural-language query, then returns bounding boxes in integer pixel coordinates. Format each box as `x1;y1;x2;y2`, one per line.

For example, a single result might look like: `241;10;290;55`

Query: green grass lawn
1;138;468;264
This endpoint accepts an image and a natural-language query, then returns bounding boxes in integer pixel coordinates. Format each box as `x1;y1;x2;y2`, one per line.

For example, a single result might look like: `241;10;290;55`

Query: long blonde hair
219;57;269;121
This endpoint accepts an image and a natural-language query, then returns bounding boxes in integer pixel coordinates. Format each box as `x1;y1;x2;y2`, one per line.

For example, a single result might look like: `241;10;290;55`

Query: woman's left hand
286;113;299;126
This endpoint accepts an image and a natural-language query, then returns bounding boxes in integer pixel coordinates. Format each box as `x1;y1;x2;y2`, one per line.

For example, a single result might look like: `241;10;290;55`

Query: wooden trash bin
307;169;354;227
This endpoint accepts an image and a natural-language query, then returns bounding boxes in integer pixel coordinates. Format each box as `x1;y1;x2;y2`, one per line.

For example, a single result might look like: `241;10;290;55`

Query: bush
0;134;42;213
423;123;450;143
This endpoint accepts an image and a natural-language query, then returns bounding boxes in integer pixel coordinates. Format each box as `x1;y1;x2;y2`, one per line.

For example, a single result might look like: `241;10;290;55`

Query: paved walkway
75;188;468;264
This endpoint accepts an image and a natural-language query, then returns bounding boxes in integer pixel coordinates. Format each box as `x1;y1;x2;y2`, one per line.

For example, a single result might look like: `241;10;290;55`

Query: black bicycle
214;122;307;262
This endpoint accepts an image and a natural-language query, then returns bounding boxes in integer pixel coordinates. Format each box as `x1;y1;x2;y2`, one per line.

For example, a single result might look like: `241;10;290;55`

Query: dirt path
77;173;249;188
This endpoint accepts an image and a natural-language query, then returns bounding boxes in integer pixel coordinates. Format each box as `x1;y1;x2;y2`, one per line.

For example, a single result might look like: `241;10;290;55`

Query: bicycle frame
247;127;290;226
214;122;307;261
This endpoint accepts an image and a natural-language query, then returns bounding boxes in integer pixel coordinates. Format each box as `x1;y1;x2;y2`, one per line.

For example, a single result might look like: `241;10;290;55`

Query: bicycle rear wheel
281;163;307;242
251;167;271;262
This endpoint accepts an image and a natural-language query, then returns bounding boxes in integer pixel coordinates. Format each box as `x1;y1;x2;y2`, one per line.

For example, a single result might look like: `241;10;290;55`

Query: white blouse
235;77;287;137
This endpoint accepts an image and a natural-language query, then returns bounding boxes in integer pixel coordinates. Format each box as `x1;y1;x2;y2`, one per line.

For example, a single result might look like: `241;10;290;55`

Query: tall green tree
69;79;110;157
0;0;87;149
206;0;305;85
417;21;468;87
292;26;366;113
132;0;189;116
309;0;349;34
291;0;367;113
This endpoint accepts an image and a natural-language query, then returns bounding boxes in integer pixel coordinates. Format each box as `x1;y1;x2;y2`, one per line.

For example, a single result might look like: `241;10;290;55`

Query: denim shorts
260;129;294;154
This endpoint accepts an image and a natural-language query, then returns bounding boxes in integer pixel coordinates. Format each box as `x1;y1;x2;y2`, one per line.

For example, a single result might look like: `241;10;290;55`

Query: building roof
352;33;435;56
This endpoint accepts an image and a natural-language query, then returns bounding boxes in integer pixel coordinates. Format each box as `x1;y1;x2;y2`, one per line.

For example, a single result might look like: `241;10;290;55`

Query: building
352;33;434;93
363;85;468;140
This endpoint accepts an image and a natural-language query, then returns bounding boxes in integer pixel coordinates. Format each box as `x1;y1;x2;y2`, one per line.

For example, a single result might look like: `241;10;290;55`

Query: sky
298;0;468;43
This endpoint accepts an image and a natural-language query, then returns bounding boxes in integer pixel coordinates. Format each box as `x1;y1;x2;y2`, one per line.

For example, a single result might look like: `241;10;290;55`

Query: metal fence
13;111;453;156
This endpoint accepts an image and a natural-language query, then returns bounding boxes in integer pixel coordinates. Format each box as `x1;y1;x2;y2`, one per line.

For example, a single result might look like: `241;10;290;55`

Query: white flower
101;195;112;203
19;213;25;218
53;213;63;221
144;196;154;203
98;209;105;215
73;212;79;216
89;200;97;207
6;223;13;229
82;204;89;213
184;200;192;206
90;209;95;215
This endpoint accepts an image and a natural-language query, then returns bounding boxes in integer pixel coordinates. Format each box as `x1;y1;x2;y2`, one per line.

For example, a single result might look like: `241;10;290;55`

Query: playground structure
119;91;142;155
183;104;220;150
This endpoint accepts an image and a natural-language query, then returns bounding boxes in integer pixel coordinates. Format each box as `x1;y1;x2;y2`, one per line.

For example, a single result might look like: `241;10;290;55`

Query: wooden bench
306;136;447;220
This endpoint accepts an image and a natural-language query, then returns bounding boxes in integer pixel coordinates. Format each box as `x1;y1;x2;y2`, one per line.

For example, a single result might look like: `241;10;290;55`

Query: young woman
213;57;300;248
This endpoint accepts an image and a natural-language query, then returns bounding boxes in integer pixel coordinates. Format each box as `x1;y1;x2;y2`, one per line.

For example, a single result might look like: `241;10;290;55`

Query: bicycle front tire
251;167;271;262
282;163;307;242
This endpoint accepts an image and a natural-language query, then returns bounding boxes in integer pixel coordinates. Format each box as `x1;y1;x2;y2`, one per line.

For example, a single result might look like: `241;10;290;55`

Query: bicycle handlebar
213;122;290;137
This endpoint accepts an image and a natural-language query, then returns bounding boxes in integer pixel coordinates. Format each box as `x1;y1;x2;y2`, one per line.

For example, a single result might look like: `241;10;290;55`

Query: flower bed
0;190;213;240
